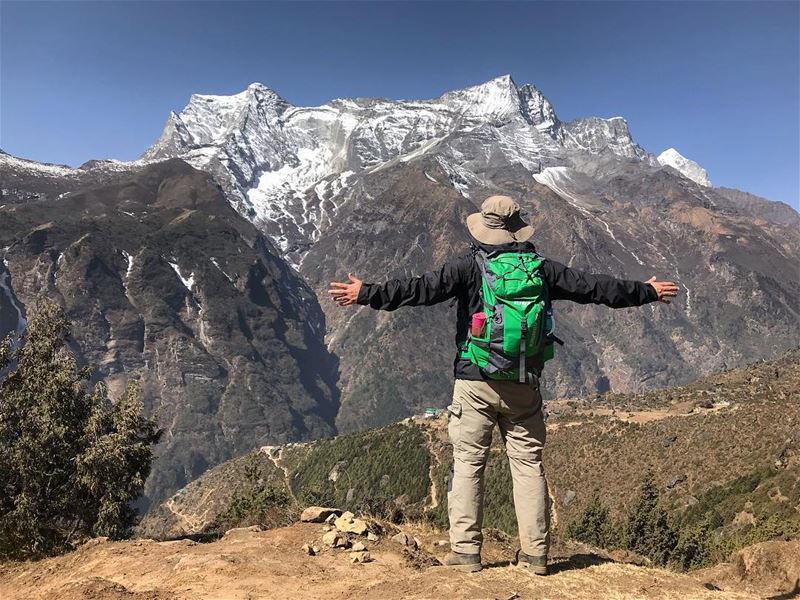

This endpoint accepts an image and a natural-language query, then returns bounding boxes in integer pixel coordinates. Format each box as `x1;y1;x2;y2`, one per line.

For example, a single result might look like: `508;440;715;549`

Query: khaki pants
446;378;549;557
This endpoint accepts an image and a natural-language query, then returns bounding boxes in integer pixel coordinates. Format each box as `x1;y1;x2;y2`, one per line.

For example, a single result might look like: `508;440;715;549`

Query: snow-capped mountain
142;75;660;264
657;148;711;186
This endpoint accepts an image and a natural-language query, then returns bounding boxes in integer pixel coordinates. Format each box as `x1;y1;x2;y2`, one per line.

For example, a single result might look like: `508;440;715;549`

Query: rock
223;525;262;537
380;474;390;488
312;545;321;554
562;490;577;506
729;540;800;596
346;488;355;504
367;532;379;542
322;531;349;548
670;400;696;415
392;532;410;546
662;435;678;448
334;514;369;535
300;543;316;556
325;513;338;524
696;398;714;409
413;538;422;549
350;541;367;552
328;460;348;482
341;511;355;520
436;540;449;547
300;506;342;523
733;511;757;526
391;532;417;548
666;474;687;489
350;551;372;564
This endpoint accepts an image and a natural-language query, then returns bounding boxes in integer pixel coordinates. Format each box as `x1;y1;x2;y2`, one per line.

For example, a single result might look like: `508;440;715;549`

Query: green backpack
460;250;554;383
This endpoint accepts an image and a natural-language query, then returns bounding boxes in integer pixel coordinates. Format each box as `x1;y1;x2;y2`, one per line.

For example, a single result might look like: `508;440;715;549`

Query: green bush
566;496;621;548
0;302;161;559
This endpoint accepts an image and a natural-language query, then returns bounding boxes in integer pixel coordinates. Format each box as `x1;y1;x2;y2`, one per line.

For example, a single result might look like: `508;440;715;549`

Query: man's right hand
646;276;679;303
328;273;363;307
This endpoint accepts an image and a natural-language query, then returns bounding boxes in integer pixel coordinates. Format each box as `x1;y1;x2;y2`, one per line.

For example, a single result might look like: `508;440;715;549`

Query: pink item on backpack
471;312;487;337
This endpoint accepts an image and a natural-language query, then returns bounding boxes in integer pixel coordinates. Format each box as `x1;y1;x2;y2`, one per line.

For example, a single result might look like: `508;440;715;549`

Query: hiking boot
443;551;482;572
514;549;548;576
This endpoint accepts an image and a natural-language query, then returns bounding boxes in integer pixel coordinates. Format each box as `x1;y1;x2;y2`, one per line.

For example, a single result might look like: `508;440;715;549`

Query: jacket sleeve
356;258;465;311
542;259;658;308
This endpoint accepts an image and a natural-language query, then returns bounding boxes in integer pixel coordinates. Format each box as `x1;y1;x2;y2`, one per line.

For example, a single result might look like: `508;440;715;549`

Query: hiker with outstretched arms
328;195;678;575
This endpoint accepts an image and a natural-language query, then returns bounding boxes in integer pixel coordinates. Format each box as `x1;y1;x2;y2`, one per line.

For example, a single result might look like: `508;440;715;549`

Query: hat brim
466;212;534;245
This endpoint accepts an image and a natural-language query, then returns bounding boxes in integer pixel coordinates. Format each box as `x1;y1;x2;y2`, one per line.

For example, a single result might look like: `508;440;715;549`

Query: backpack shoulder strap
474;249;496;291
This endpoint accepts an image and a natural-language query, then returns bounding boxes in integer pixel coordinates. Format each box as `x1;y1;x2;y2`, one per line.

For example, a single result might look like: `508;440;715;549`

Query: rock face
2;75;799;499
0;159;339;505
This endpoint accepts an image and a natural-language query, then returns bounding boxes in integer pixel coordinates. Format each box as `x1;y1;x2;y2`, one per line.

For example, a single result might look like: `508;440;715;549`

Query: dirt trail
0;522;760;600
261;445;297;503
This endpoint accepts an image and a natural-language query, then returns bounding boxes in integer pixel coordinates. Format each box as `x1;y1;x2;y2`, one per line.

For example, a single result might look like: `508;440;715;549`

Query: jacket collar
468;233;538;256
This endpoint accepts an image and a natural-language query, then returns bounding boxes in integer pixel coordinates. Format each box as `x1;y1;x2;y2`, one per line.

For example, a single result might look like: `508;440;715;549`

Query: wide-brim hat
466;195;534;245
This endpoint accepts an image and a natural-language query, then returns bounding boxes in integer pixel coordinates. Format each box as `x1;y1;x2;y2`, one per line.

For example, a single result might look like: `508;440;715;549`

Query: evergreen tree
625;471;678;566
566;495;621;548
0;301;161;558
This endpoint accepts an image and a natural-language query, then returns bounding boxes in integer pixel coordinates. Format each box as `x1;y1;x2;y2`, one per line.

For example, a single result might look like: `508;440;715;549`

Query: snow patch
168;260;195;291
210;257;234;283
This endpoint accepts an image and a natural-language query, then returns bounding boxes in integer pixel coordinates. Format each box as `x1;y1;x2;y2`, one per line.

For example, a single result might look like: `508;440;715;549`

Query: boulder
300;506;342;523
350;541;367;552
322;531;349;548
367;532;379;542
350;551;372;564
334;514;369;535
328;460;348;482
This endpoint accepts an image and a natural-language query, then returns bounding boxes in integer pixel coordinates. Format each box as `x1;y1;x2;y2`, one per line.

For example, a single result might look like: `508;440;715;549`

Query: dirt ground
0;522;764;600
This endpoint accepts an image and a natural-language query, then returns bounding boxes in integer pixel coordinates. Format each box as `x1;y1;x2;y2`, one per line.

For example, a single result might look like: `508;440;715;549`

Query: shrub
0;301;161;559
566;496;621;548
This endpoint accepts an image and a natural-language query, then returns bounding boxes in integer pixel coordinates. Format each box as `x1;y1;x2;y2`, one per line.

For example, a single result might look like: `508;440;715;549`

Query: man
328;195;678;575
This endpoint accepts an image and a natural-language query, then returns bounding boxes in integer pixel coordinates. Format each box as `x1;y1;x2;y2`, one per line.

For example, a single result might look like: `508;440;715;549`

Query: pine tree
625;471;678;566
0;301;161;558
566;495;621;548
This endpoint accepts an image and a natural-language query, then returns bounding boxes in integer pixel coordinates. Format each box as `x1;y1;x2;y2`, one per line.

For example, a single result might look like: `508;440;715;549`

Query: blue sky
1;1;798;208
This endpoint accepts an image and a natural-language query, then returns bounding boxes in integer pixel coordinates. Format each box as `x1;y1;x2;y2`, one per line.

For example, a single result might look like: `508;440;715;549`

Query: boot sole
517;563;548;576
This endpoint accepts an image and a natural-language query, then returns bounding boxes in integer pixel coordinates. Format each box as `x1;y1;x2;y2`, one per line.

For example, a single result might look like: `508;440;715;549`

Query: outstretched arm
542;259;678;308
328;259;465;311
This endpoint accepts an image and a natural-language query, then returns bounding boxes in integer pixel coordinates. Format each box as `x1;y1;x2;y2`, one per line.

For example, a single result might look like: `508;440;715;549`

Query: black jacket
356;239;659;380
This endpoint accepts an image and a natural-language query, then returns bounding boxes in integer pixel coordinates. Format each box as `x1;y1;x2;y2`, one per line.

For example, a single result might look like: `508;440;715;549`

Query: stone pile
300;507;377;564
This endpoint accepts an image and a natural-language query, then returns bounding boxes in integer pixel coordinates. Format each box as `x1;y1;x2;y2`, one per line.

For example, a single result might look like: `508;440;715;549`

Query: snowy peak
657;148;711;187
439;74;523;122
142;83;291;161
516;83;561;139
